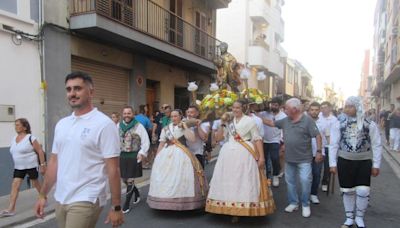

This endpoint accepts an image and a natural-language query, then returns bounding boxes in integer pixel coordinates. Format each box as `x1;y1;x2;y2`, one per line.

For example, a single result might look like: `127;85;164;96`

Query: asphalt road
30;159;400;228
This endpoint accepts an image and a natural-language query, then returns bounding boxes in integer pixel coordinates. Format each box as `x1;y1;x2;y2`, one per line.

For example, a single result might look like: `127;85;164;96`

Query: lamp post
240;66;251;98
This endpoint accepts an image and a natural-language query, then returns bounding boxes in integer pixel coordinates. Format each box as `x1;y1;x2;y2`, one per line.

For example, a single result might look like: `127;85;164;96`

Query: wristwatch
111;205;121;212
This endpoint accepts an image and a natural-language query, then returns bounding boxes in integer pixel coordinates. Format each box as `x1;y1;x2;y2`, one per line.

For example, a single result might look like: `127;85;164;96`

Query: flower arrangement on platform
199;89;238;118
241;88;269;104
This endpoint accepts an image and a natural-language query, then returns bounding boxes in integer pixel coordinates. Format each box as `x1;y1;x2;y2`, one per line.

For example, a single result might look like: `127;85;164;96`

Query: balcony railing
250;39;270;51
70;0;221;62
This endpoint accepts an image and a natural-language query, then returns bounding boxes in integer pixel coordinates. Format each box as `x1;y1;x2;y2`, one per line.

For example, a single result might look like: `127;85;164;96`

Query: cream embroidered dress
147;123;208;210
206;115;275;216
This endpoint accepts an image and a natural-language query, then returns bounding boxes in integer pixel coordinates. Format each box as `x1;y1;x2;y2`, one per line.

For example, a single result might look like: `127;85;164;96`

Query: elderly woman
206;100;275;221
1;118;46;217
329;96;382;228
147;109;208;210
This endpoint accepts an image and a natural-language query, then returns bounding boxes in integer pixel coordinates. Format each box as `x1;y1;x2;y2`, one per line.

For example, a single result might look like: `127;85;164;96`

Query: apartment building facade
283;58;313;101
216;0;286;97
0;0;43;196
372;0;400;111
43;0;229;150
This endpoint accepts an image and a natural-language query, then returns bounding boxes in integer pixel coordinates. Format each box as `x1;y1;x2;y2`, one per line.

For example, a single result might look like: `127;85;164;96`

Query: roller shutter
71;56;130;116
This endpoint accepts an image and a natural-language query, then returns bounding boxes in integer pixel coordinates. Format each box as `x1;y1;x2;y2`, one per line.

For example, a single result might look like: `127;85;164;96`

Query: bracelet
38;193;47;200
40;162;46;166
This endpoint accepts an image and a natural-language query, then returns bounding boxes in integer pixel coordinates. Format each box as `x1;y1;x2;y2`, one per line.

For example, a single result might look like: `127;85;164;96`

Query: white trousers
390;128;400;151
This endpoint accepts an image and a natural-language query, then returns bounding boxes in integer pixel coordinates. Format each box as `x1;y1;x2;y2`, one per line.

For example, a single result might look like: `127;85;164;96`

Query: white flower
210;83;219;92
187;82;198;92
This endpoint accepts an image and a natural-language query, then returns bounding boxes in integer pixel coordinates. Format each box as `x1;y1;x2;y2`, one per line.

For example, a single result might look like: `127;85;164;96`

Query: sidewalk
0;148;221;228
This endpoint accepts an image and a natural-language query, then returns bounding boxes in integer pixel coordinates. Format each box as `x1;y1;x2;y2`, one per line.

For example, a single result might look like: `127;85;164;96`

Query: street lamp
240;66;251;98
257;71;266;81
210;82;219;92
187;81;198;105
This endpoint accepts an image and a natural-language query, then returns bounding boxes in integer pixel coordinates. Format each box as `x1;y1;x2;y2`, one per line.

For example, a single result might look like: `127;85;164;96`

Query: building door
169;0;183;47
174;86;189;111
146;79;160;116
71;56;130;116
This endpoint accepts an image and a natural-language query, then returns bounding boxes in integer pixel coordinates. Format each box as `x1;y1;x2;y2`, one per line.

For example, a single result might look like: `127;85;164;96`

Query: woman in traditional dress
147;109;209;210
205;100;275;221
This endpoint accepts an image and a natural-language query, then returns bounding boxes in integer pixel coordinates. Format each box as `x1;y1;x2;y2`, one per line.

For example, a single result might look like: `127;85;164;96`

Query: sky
281;0;377;99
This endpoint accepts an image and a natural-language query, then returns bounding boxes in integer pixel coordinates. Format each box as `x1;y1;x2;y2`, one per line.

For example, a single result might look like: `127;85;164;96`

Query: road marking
14;213;56;228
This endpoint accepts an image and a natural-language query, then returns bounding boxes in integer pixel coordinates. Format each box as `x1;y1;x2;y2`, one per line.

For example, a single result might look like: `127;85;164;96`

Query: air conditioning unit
0;105;15;122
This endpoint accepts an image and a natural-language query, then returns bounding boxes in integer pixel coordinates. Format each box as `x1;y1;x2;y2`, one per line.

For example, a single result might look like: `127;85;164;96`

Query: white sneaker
272;176;279;187
284;204;299;213
278;172;284;178
310;195;320;204
321;185;328;192
302;206;311;218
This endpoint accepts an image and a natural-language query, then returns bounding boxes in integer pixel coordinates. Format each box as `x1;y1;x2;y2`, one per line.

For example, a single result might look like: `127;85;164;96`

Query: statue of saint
213;42;241;92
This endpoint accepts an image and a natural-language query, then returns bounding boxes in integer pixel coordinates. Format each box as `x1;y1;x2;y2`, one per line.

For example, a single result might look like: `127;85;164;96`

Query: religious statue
213;42;241;93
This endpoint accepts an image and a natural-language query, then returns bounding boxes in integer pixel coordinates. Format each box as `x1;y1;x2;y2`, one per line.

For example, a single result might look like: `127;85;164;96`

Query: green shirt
161;116;171;128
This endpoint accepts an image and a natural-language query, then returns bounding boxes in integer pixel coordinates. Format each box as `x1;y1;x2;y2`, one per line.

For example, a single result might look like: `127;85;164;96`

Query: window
195;10;208;57
0;0;17;14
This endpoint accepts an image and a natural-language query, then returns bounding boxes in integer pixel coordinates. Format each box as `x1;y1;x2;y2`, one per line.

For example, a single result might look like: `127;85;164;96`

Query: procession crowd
0;72;386;228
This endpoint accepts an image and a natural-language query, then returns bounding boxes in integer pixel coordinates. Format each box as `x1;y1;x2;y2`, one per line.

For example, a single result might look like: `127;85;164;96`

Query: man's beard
271;108;279;113
124;118;133;123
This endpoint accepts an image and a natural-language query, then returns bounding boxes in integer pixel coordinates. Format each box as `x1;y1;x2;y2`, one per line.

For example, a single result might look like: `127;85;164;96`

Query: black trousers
322;147;330;185
195;154;205;169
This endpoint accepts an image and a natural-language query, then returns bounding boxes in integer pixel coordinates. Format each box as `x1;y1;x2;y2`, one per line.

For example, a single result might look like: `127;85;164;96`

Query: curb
383;144;400;167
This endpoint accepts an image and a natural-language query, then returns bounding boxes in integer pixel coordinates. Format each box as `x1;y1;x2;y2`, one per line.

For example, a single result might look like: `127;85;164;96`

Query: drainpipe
38;0;48;152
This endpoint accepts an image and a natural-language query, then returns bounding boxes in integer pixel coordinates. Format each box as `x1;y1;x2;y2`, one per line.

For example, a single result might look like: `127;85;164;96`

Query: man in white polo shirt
34;72;124;228
186;105;210;168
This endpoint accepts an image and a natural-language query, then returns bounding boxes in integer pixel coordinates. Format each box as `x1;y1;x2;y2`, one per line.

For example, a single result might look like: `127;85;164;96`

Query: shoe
122;206;130;214
278;172;284;178
0;210;15;217
133;186;141;204
272;176;279;187
284;204;299;213
310;195;320;204
322;185;328;192
341;225;354;228
302;206;311;218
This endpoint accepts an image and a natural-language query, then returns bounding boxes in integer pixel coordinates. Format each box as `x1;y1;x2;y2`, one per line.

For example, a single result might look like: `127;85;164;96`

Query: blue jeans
285;162;312;207
263;143;281;178
311;158;323;195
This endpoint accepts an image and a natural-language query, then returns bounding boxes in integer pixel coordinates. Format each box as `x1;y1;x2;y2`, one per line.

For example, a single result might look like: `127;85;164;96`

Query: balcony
249;0;271;25
248;45;269;69
69;0;222;73
206;0;231;9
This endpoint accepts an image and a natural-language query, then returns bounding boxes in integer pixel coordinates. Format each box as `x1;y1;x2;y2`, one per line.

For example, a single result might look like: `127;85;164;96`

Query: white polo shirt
52;108;120;206
186;122;210;155
318;113;338;148
259;111;287;143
